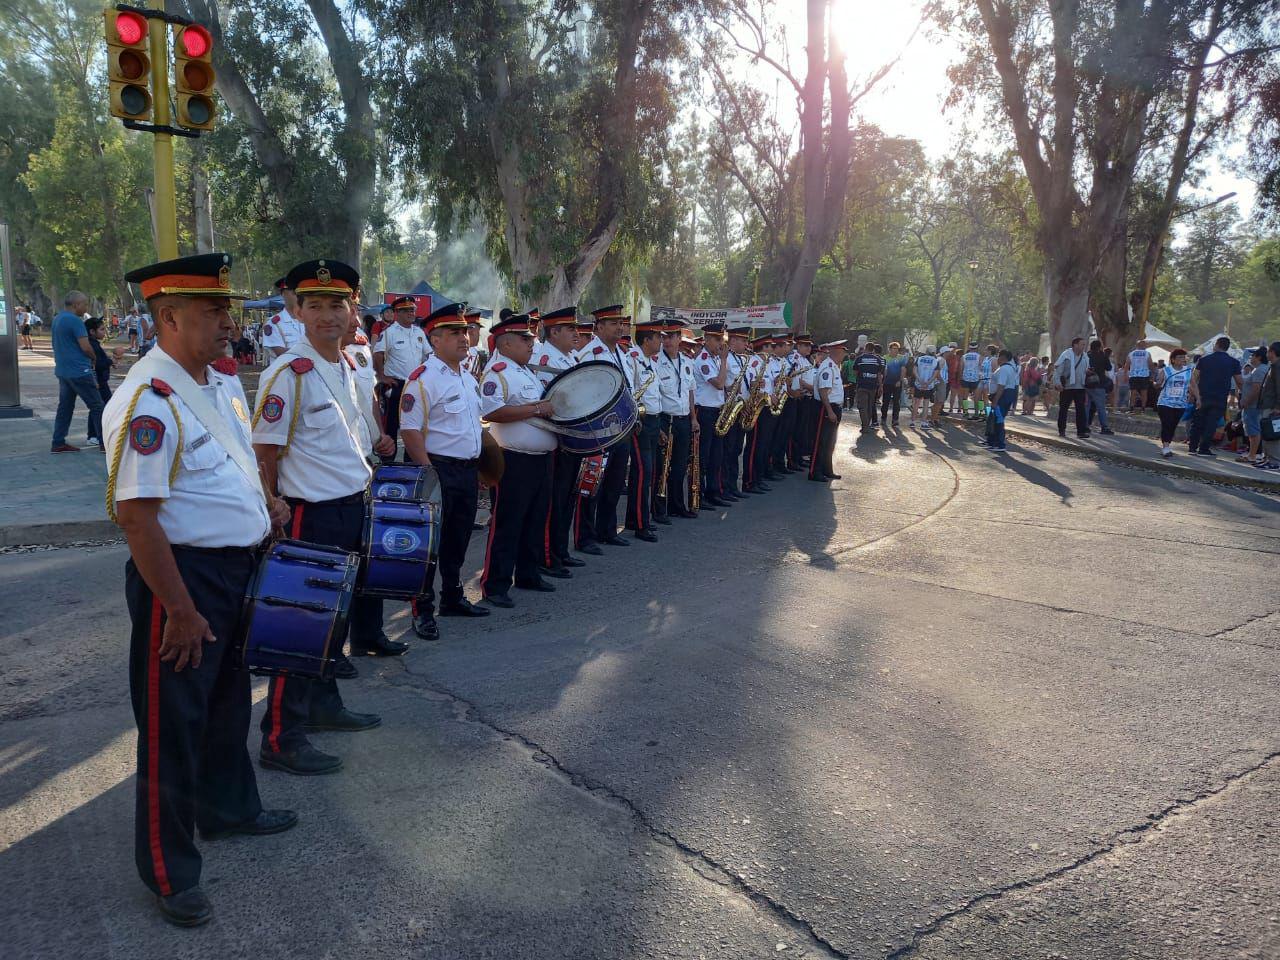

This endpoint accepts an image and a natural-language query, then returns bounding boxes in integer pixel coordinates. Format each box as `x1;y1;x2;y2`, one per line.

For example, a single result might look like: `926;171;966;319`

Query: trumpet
714;353;749;436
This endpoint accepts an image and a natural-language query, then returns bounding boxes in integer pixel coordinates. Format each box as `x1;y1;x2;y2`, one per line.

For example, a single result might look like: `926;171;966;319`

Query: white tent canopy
1038;320;1183;359
1191;332;1247;360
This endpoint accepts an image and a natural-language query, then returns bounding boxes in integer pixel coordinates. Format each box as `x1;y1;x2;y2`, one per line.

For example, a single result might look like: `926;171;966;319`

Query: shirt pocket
303;401;342;430
443;395;467;415
180;437;225;487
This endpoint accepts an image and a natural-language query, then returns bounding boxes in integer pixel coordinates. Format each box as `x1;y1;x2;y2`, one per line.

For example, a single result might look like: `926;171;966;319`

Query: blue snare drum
370;463;441;506
237;539;359;680
542;360;637;456
360;498;440;599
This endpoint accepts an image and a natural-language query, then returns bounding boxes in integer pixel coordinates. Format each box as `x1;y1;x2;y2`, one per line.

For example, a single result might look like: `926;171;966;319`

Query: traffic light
172;23;216;131
104;10;152;121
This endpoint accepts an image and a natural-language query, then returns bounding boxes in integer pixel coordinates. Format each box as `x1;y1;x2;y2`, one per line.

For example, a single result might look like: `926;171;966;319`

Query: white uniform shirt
993;360;1020;392
575;335;636;391
375;321;431;381
399;356;483;459
745;354;770;395
1055;348;1090;388
628;349;663;415
253;348;372;501
530;340;575;388
344;336;378;429
799;354;817;394
816;357;844;405
103;354;269;547
479;352;558;453
914;354;941;388
693;349;725;407
260;310;303;352
1128;348;1151;378
725;351;751;401
656;350;693;415
788;351;811;392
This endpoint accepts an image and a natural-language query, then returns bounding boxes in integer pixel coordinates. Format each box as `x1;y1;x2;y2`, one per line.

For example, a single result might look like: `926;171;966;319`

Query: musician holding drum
530;306;587;576
576;305;636;548
399;302;491;635
477;313;561;607
104;253;297;928
252;259;390;777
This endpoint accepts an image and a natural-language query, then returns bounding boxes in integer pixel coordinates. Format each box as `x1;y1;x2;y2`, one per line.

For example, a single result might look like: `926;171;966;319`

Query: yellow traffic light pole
147;0;178;259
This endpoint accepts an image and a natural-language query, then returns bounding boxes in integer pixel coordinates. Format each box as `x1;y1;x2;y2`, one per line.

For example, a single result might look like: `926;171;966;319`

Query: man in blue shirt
1188;336;1243;457
50;290;105;453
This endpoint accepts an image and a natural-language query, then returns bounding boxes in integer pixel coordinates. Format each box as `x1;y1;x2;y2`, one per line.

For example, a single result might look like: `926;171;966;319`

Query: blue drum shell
360;500;440;599
370;464;440;505
555;390;637;455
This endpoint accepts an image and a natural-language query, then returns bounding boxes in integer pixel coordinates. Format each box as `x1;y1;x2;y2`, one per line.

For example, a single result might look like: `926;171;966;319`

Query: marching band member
106;253;296;927
655;320;699;521
252;259;389;777
791;334;817;468
768;336;798;476
463;309;486;374
625;320;664;541
571;314;601;553
373;294;430;461
260;276;304;358
398;302;491;637
742;336;774;494
810;339;846;482
479;313;560;606
720;326;753;501
575;305;635;548
343;302;380;434
531;306;585;574
693;322;730;508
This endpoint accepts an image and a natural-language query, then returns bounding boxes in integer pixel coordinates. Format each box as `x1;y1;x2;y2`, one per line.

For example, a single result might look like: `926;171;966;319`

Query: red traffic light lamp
104;10;152;121
173;23;216;131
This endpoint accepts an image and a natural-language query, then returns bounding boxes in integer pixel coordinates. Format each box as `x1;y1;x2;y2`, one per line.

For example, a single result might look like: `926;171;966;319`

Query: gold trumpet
714;353;749;436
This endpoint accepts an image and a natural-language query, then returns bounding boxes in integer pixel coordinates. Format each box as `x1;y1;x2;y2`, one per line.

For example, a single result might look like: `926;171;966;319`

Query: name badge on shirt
188;432;213;451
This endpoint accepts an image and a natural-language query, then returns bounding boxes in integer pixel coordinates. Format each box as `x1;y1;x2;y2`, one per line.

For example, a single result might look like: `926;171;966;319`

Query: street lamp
752;257;763;304
963;259;978;351
1226;297;1236;336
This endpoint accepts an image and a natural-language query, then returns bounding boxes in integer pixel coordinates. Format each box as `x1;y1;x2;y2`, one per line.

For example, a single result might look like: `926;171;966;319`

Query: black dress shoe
333;654;358;679
753;482;773;492
699;501;718;510
514;578;556;592
560;556;587;567
259;743;342;776
539;565;573;579
652;515;672;525
484;592;515;608
157;887;213;928
202;808;298;842
808;475;828;482
674;509;699;519
577;543;605;556
826;473;842;480
603;535;630;546
439;598;490;617
765;471;785;481
306;708;382;733
412;613;439;640
634;529;658;542
350;636;409;656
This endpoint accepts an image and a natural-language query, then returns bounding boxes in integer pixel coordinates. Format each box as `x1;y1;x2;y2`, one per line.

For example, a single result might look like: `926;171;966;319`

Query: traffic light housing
172;23;216;131
104;10;152;121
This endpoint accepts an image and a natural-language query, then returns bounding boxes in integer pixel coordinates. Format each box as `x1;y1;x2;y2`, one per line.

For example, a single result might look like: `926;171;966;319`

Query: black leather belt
431;455;479;467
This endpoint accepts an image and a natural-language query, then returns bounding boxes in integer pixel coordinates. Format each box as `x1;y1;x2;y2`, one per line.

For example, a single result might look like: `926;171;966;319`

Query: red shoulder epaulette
289;357;314;373
492;361;507;373
354;332;368;345
539;355;549;365
342;353;355;369
150;378;172;397
408;364;427;381
211;357;238;376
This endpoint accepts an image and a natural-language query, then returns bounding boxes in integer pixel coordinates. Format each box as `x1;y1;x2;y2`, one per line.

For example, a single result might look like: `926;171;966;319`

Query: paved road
1;422;1277;959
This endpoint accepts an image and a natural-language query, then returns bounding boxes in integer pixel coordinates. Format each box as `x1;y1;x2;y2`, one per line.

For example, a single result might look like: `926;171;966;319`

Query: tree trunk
1045;266;1091;357
1091;206;1138;354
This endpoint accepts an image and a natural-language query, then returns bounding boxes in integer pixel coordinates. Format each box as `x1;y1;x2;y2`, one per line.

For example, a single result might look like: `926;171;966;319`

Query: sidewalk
1;348;115;545
984;413;1280;492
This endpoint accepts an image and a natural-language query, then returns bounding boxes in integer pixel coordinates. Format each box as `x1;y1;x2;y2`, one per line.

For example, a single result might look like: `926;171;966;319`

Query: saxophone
714;353;749;436
655;423;673;504
739;356;770;430
632;359;658;418
689;428;701;511
768;357;791;415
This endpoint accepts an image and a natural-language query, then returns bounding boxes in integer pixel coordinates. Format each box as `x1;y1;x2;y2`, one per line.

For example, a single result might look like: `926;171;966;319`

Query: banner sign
650;302;792;330
384;291;435;320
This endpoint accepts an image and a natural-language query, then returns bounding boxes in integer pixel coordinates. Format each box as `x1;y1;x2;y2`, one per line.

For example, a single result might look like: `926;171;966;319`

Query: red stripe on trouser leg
480;481;501;593
267;676;286;753
290;502;304;539
543;453;554;565
808;415;825;478
146;599;172;896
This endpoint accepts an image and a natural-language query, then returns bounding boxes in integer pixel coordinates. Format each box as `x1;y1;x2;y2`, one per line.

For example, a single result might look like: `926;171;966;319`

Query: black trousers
378;378;406;462
1157;405;1184;444
793;397;817;464
626;414;660;531
127;546;263;896
696;406;723;498
594;431;633;542
881;383;901;424
744;411;776;488
482;449;552;595
809;406;841;478
1189;399;1227;454
721;420;745;495
1057;388;1089;436
652;414;673;522
262;496;381;752
546;448;581;566
662;413;692;514
423;456;480;609
773;398;797;469
855;388;878;429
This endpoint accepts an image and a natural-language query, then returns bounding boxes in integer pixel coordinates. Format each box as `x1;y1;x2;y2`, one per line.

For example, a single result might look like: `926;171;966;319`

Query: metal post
964;260;978;350
1226;297;1236;337
0;223;34;417
148;0;178;258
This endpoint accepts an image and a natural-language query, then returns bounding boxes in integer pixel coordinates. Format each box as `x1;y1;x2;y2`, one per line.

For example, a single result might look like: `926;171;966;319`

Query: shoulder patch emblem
355;352;368;367
482;380;498;396
149;378;172;397
408;363;427;381
261;394;285;423
701;363;711;375
128;415;165;455
592;346;604;355
401;392;415;413
289;357;313;374
492;361;507;373
263;324;273;336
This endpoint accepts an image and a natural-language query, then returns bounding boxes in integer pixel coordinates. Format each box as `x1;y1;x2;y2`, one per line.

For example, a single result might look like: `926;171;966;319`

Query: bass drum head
545;361;625;425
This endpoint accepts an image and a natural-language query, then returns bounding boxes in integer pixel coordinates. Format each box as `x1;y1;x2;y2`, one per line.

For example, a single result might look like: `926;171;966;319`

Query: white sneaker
86;437;101;447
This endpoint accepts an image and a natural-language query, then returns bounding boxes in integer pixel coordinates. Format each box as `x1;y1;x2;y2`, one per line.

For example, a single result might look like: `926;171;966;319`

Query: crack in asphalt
1208;610;1280;641
381;661;849;960
883;748;1280;959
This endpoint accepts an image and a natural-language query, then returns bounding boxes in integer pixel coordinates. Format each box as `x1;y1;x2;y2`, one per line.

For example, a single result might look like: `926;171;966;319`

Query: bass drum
542;360;637;456
370;463;441;506
360;498;440;600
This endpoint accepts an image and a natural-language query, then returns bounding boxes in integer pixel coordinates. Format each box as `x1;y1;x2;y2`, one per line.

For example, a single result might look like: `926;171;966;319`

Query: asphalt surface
1;419;1278;959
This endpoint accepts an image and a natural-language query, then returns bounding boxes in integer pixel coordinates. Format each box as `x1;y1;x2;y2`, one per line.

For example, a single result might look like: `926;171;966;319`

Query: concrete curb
0;520;121;548
962;422;1280;494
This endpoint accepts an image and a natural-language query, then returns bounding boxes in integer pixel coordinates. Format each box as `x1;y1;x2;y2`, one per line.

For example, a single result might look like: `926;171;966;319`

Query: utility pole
148;0;178;258
964;259;978;349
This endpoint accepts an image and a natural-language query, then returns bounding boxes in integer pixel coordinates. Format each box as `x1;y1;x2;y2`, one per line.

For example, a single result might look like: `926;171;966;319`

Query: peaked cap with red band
541;306;577;328
591;304;627;322
284;258;359;298
125;252;247;301
424;301;468;334
490;312;535;337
